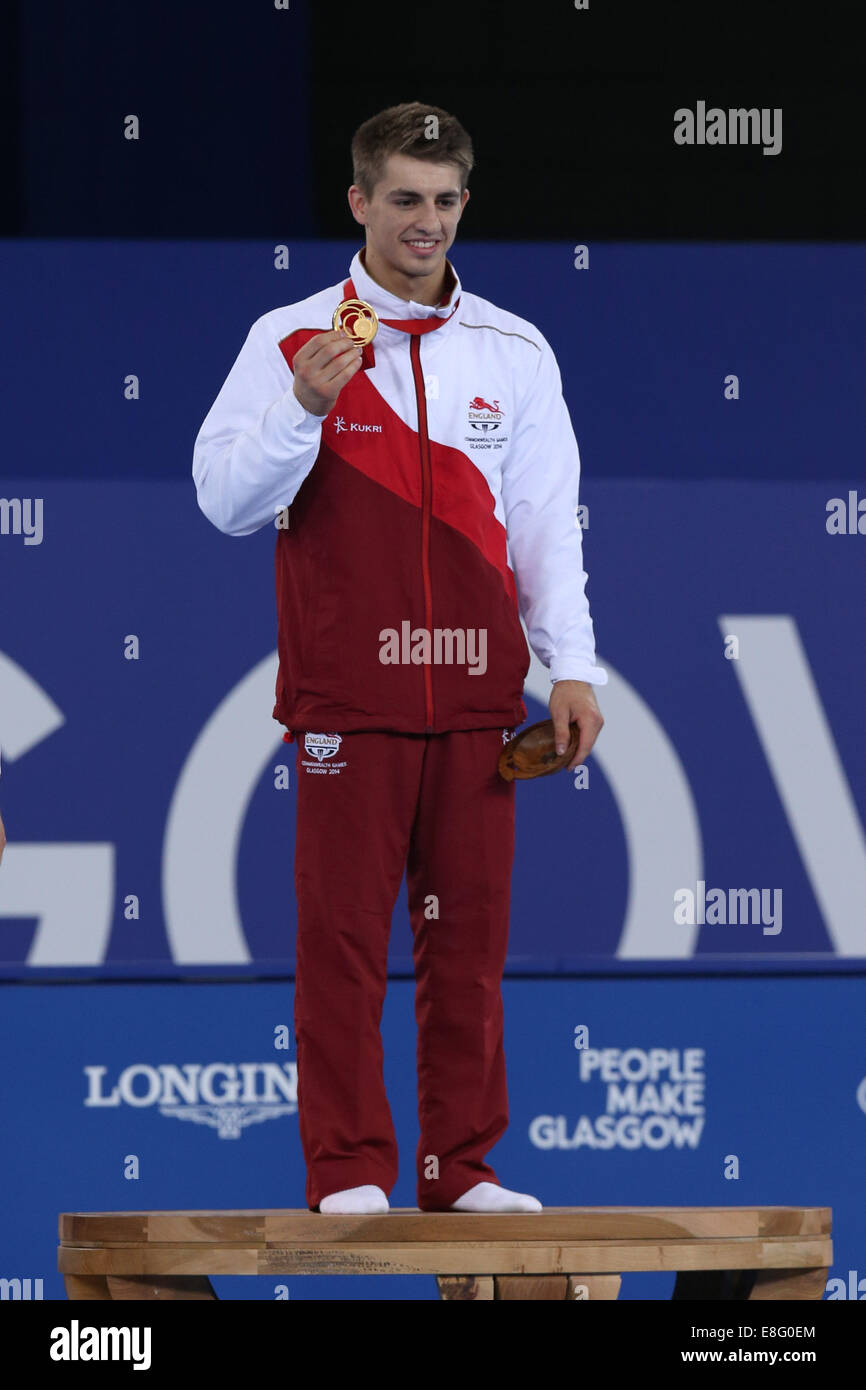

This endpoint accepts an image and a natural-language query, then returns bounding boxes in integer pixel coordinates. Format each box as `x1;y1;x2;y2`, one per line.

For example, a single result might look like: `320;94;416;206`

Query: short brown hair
351;101;474;200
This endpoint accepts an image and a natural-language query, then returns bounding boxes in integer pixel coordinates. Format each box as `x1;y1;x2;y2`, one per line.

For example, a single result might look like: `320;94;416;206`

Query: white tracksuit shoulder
454;291;548;363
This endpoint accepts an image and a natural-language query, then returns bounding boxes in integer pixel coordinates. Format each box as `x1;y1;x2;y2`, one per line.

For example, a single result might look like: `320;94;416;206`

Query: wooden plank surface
63;1274;112;1300
437;1276;494;1300
496;1276;568;1300
105;1274;217;1300
57;1205;831;1246
747;1267;830;1300
58;1234;833;1277
566;1275;622;1300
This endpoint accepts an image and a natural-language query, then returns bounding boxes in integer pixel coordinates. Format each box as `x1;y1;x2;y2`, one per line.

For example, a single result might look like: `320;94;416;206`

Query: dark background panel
3;0;866;237
9;0;312;236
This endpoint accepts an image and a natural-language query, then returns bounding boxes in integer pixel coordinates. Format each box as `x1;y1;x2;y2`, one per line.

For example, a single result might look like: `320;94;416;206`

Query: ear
347;185;367;226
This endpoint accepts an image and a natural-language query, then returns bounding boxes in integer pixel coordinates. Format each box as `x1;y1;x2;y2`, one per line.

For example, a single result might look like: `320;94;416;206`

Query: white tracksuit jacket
193;247;607;736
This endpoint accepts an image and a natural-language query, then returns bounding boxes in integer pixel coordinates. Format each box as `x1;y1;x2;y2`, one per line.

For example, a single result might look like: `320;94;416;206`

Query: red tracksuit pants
293;726;516;1211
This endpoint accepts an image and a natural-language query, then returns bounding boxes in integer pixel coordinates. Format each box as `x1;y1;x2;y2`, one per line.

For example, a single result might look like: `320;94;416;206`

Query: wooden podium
58;1205;832;1301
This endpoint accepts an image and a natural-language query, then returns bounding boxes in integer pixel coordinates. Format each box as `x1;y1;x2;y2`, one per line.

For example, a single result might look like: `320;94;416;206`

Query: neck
361;245;451;307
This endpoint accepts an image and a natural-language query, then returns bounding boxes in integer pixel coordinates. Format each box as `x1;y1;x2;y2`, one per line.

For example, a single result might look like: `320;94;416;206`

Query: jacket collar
346;246;461;327
341;248;461;369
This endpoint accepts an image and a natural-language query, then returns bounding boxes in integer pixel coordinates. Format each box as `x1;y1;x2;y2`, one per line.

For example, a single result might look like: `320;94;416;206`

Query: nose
412;202;444;234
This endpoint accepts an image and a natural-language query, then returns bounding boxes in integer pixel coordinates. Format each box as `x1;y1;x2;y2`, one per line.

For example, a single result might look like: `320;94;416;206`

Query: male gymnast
193;101;606;1214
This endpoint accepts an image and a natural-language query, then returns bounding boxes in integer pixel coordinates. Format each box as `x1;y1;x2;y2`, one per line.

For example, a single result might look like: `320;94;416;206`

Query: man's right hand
291;329;365;417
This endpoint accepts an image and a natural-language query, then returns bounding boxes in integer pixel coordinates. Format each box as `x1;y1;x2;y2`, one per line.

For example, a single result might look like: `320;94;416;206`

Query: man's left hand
549;679;604;772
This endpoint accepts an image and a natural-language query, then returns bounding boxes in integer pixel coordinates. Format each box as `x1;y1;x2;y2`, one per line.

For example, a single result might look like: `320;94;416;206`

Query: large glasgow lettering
1;613;864;965
0;651;114;964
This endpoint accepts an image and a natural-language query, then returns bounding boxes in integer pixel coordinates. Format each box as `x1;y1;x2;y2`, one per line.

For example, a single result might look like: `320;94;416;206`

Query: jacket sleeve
501;333;608;687
192;315;327;536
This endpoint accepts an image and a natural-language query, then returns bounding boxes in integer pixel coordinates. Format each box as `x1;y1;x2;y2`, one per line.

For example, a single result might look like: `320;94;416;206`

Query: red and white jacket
193;248;607;736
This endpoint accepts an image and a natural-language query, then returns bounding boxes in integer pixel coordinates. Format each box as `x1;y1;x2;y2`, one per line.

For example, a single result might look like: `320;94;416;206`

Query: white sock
450;1181;542;1213
318;1184;389;1214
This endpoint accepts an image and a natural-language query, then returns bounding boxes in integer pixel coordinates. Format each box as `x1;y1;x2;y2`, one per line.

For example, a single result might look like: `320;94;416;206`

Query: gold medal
332;298;379;346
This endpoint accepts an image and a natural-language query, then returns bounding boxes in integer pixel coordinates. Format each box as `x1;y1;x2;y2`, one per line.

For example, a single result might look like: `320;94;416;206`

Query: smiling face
347;153;470;305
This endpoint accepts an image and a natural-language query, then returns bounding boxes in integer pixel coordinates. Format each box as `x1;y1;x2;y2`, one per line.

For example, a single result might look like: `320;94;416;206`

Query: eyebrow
387;188;460;198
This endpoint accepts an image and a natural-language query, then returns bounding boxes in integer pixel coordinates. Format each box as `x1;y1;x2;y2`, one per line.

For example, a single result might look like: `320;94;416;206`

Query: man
193;102;606;1215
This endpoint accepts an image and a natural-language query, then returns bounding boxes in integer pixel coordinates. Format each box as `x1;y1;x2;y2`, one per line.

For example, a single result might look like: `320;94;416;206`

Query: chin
400;249;443;267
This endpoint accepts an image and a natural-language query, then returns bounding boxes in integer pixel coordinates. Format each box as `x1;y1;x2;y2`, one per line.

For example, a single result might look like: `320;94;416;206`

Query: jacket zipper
410;335;434;730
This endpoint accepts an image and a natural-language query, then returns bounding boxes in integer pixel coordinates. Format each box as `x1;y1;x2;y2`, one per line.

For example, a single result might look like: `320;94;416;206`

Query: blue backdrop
0;976;863;1300
0;470;862;974
1;240;864;975
0;240;863;1299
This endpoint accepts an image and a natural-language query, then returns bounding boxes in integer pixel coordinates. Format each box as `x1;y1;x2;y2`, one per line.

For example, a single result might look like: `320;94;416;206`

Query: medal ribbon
340;277;460;369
